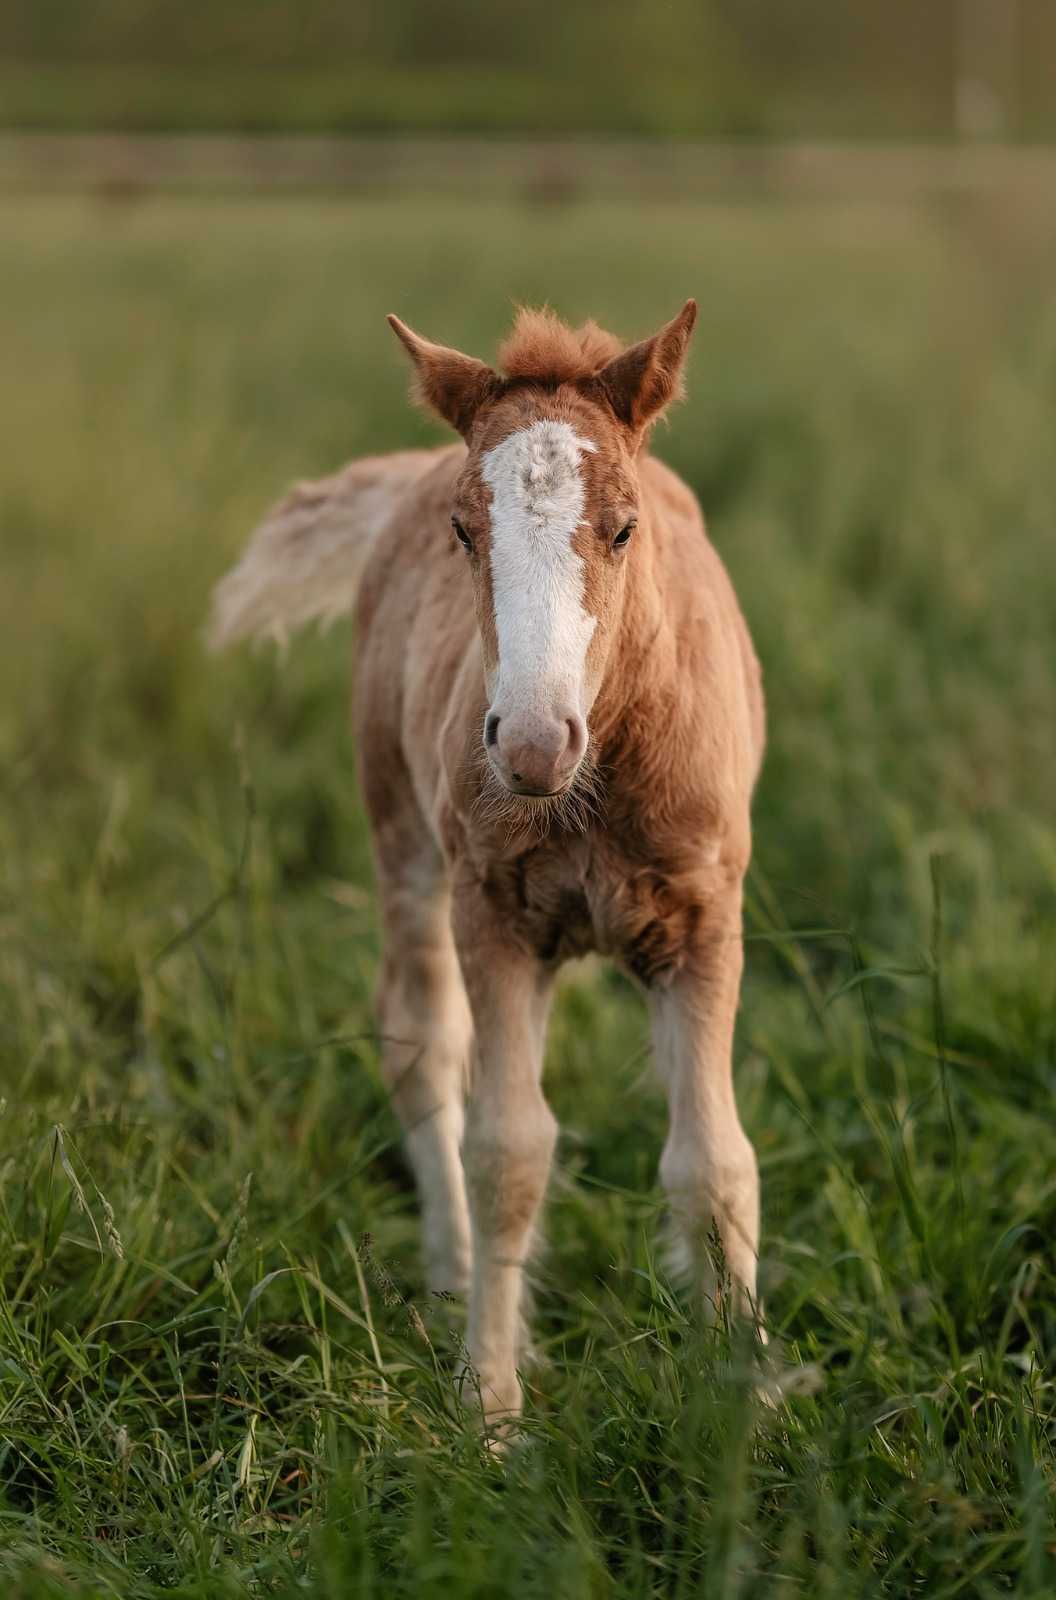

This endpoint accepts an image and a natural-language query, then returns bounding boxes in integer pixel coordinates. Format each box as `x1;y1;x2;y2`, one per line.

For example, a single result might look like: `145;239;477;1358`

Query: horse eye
451;517;472;551
613;519;637;549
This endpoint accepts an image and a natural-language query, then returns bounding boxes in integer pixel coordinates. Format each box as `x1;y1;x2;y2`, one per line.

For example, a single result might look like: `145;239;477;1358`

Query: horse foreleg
650;893;762;1327
453;882;557;1429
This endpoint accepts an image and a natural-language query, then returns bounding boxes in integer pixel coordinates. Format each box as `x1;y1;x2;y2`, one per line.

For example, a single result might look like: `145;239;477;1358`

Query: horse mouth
502;780;572;801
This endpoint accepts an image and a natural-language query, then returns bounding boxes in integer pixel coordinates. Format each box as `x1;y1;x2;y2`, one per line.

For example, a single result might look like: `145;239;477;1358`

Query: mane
497;307;624;386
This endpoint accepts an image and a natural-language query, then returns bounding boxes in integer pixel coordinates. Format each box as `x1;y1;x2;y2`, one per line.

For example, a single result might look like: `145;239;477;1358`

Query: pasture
1;190;1054;1596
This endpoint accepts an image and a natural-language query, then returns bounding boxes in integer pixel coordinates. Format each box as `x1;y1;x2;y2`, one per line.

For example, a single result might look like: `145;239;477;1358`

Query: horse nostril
565;716;587;763
484;712;500;748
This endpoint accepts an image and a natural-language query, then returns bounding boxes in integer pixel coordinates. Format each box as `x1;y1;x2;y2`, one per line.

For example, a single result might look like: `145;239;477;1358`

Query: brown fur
212;304;767;1430
497;307;624;384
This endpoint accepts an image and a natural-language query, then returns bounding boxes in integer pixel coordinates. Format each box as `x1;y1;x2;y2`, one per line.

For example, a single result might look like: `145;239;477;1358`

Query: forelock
497;307;624;386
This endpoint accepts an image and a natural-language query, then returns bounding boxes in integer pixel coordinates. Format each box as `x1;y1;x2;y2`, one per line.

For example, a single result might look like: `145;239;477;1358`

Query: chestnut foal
211;302;766;1428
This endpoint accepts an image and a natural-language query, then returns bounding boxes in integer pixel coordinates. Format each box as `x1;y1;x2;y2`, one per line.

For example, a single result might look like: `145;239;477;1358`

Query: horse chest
481;845;595;964
479;837;700;985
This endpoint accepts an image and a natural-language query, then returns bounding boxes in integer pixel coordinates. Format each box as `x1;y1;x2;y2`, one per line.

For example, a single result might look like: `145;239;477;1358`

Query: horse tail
208;450;434;651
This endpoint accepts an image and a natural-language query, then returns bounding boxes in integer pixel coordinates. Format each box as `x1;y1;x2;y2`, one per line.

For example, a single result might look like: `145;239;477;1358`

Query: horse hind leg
374;854;473;1301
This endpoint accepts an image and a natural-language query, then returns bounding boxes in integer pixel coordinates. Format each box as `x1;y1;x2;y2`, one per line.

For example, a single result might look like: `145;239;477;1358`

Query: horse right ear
387;316;501;439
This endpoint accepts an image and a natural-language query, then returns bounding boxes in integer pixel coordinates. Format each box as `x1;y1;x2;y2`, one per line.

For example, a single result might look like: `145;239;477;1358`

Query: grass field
1;190;1054;1597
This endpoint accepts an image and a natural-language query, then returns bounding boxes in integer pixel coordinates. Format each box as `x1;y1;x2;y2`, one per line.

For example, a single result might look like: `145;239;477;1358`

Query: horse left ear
387;315;501;439
593;300;698;439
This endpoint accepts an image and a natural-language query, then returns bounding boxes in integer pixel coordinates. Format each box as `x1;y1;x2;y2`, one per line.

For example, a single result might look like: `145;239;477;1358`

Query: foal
211;302;766;1426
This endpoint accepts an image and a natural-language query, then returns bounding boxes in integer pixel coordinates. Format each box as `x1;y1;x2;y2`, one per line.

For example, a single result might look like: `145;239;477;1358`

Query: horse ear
387;315;500;439
593;300;698;439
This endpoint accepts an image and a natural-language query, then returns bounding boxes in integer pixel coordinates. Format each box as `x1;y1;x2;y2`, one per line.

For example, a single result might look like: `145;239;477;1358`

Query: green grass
1;191;1054;1597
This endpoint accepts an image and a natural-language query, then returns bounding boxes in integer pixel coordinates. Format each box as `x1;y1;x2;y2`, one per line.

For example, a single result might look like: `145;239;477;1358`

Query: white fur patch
480;420;597;720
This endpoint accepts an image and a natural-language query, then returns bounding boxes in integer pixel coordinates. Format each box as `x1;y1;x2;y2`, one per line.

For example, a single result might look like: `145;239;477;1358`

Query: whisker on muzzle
467;738;606;843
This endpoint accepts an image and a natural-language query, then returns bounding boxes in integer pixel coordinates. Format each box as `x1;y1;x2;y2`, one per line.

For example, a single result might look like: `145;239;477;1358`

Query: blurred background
3;0;1056;140
4;0;1054;958
1;8;1055;1591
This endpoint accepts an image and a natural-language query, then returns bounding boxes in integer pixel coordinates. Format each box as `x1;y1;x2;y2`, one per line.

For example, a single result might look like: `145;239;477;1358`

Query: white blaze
480;419;597;721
